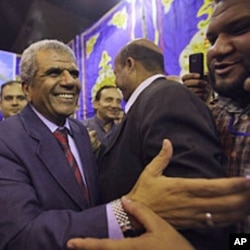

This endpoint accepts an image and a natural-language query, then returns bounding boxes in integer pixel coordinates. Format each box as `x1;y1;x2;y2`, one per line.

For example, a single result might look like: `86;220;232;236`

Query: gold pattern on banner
179;0;215;77
109;6;128;30
151;0;159;45
86;34;100;59
162;0;174;13
91;51;116;103
197;0;214;29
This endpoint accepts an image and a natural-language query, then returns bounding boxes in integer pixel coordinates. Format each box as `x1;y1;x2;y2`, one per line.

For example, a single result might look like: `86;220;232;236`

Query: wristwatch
111;199;143;237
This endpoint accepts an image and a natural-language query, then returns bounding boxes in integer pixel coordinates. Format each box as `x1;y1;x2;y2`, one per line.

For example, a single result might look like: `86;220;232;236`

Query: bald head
114;38;165;101
128;38;163;54
116;38;165;73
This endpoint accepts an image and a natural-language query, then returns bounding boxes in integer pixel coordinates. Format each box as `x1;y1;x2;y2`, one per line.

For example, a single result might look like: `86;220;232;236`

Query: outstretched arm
67;196;194;250
127;140;250;229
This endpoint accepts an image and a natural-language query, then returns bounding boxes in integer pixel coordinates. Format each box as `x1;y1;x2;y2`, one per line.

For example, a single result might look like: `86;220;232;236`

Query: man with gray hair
0;39;126;249
0;39;191;249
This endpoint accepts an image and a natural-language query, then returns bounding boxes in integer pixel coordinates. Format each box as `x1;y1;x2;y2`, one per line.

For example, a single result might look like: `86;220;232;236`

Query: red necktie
53;128;90;204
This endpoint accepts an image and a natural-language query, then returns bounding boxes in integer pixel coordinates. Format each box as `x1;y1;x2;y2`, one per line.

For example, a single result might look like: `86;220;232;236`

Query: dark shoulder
0;114;24;143
145;77;196;99
69;117;87;131
0;114;21;130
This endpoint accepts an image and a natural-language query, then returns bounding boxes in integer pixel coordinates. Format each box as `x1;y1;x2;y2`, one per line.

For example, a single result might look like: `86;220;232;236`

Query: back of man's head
117;38;165;73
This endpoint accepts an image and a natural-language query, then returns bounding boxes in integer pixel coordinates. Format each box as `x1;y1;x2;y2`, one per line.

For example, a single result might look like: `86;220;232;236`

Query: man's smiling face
23;49;81;126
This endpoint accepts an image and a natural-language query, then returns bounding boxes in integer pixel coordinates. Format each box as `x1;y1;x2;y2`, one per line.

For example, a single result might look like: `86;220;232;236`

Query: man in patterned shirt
182;0;250;233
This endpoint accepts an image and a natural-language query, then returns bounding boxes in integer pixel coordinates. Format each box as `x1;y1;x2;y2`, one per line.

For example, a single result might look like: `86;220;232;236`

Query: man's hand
127;140;250;229
87;129;101;153
67;196;194;250
182;73;212;102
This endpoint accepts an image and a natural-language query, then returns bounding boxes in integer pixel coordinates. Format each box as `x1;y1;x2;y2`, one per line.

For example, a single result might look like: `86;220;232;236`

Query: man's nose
60;70;75;85
11;97;18;105
110;101;120;108
211;34;233;55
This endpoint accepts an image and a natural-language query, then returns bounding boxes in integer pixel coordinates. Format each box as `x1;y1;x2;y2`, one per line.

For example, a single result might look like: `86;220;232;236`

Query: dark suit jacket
0;105;108;250
98;77;230;250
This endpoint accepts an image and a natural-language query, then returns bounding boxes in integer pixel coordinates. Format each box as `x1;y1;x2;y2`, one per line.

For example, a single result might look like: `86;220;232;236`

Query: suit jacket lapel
101;114;128;156
21;105;87;209
69;120;97;206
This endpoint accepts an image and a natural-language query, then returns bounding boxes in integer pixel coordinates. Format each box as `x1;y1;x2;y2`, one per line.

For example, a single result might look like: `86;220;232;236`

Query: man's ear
93;100;99;110
22;82;32;102
126;57;135;71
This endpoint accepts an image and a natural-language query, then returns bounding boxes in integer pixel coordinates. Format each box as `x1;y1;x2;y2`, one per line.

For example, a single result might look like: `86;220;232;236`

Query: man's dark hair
95;85;117;101
118;43;164;72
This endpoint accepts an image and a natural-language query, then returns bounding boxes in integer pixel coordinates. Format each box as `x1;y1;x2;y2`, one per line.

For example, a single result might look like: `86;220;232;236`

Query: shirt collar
94;115;115;128
125;74;165;113
30;105;72;134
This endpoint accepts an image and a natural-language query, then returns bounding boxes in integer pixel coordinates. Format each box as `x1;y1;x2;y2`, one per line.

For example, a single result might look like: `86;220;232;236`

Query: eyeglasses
228;115;250;137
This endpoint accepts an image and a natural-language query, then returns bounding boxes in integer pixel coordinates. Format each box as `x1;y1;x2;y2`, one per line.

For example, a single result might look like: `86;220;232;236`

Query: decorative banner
0;50;18;121
75;0;144;120
0;50;16;86
176;0;214;76
0;0;215;120
73;0;215;120
15;55;21;78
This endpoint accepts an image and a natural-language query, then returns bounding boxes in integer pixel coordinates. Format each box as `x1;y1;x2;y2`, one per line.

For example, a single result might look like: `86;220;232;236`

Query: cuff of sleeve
106;203;124;239
110;199;143;237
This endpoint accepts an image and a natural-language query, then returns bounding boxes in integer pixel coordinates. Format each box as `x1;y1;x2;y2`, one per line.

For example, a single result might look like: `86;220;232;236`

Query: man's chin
105;116;116;122
56;109;75;118
10;111;20;116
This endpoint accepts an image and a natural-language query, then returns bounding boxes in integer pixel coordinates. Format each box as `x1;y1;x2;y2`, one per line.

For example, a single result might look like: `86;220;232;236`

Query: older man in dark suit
0;40;110;250
0;39;163;250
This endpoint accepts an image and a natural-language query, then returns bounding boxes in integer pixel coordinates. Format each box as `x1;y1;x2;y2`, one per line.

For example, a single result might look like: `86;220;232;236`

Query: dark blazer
98;77;230;250
0;105;108;250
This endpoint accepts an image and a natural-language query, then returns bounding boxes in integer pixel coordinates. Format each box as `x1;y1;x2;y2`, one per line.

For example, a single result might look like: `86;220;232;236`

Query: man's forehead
208;0;250;32
37;49;76;63
101;88;121;97
213;0;250;16
36;49;78;69
2;84;22;93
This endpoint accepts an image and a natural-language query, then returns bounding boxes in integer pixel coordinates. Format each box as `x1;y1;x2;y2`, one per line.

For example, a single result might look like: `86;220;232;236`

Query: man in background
83;85;122;148
0;80;27;119
182;0;250;233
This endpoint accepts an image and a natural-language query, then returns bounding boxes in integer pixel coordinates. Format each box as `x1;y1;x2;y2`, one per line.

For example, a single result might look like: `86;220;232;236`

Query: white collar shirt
125;74;165;114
